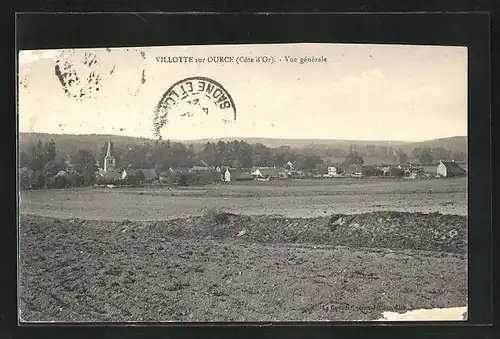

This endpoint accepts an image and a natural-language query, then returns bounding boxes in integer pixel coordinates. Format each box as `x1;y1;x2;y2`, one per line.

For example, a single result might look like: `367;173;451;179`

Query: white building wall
224;169;231;182
437;162;447;177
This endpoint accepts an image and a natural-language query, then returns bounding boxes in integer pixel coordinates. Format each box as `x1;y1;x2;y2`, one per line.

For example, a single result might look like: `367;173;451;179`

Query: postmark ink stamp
153;76;237;138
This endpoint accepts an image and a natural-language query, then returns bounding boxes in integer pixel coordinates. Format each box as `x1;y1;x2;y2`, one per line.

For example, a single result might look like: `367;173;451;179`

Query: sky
18;43;467;141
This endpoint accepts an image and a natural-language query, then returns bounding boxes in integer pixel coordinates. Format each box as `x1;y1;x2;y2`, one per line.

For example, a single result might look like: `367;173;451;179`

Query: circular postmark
153;76;237;137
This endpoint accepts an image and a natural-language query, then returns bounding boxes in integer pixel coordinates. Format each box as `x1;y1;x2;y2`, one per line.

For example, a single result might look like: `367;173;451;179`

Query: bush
30;171;45;189
136;171;146;183
46;176;68;189
75;174;85;186
19;169;33;189
125;174;137;185
178;174;188;186
362;166;384;177
389;167;405;178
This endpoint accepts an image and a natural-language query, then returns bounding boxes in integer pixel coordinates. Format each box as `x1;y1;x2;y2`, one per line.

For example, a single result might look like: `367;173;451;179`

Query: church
104;136;116;171
97;136;121;182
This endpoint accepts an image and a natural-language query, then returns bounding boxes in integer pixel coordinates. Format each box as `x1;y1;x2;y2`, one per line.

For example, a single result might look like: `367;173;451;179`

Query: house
121;168;158;182
231;169;253;181
404;167;427;179
190;165;210;172
45;170;79;188
251;168;279;179
97;168;121;182
278;170;291;179
300;171;313;178
436;160;467;178
327;166;339;177
66;162;79;174
169;167;189;174
158;172;170;183
380;166;391;176
54;169;68;178
261;168;279;179
223;168;231;182
342;164;363;176
283;161;295;171
251;168;262;177
139;169;159;182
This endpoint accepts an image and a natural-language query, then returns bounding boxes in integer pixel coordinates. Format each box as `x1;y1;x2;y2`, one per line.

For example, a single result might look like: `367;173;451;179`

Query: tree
202;142;218;167
43;156;66;177
136;170;146;183
19;151;30;168
362;166;384;177
28;140;45;171
30;170;45;189
71;149;97;174
19;168;33;189
70;149;98;185
236;141;253;169
43;139;57;164
295;154;324;171
314;162;328;174
433;147;452;161
453;151;467;162
396;148;408;165
46;175;69;189
125;173;137;185
379;145;389;157
329;147;345;158
342;150;364;167
389;167;405;177
24;139;58;172
179;174;188;186
420;148;434;164
411;147;422;159
366;144;377;157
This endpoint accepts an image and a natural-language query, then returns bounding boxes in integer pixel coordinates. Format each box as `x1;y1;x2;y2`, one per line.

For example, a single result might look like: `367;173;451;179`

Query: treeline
19;133;468;161
19;139;99;189
102;140;326;171
18;138;467;189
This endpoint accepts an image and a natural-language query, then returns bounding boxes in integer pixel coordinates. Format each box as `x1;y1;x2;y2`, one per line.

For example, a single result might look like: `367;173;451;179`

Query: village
19;136;468;190
17;40;471;323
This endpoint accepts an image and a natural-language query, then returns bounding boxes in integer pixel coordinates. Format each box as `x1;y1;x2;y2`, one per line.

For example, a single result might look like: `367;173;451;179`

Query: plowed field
18;178;468;322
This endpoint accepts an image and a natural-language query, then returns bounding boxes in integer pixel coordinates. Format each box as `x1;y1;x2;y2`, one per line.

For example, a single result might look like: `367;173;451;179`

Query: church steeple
104;136;116;172
106;136;113;157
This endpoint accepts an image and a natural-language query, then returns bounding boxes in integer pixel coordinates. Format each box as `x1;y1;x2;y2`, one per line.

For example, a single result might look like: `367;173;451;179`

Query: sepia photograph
18;43;468;322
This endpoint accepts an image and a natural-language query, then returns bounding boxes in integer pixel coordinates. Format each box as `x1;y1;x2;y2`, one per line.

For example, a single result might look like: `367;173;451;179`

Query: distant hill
184;137;404;148
19;133;153;159
398;136;468;154
185;136;467;154
19;132;467;159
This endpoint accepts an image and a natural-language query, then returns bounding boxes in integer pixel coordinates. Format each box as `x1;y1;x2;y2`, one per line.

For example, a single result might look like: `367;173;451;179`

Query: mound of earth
21;211;466;254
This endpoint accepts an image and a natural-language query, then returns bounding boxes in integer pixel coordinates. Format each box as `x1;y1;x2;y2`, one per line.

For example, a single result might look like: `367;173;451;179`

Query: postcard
18;43;468;322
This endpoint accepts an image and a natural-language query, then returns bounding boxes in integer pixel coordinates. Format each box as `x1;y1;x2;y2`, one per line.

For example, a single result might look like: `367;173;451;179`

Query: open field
20;178;468;220
18;178;468;322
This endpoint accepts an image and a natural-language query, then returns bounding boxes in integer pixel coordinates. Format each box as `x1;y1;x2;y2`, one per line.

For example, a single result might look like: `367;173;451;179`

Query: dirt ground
18;211;467;322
